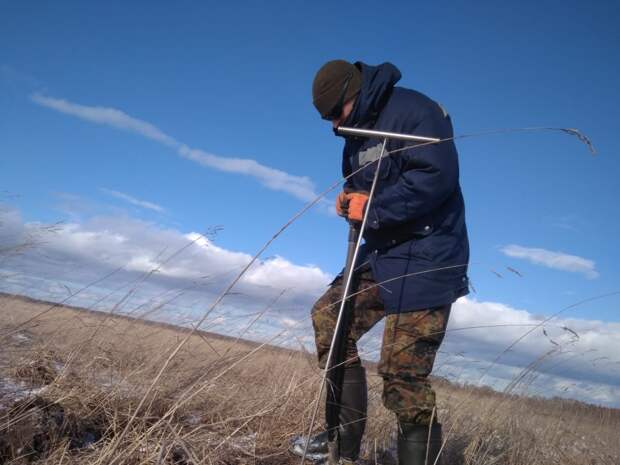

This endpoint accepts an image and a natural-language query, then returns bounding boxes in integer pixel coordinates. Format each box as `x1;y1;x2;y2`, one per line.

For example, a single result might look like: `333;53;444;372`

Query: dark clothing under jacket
341;62;470;313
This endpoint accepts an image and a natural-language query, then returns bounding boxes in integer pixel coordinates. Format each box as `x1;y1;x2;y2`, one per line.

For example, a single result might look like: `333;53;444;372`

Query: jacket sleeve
366;108;459;230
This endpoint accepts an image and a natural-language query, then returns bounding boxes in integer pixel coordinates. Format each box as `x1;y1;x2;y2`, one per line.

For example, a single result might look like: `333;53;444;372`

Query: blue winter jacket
342;62;470;313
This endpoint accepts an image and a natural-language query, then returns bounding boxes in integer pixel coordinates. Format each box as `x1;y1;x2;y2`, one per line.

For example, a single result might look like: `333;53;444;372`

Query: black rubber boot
289;366;367;463
397;422;442;465
337;365;368;462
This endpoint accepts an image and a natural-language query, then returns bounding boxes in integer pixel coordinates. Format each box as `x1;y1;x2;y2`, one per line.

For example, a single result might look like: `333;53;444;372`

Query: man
304;60;469;465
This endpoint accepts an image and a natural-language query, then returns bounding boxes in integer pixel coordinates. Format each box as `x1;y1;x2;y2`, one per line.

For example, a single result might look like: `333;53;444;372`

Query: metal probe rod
300;138;388;465
337;126;441;143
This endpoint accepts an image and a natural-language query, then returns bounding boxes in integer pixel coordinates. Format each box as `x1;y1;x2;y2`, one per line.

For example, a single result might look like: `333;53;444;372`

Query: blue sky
1;1;620;405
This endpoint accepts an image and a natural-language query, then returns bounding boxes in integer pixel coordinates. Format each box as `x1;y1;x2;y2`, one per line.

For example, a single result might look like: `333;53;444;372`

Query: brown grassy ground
0;293;618;465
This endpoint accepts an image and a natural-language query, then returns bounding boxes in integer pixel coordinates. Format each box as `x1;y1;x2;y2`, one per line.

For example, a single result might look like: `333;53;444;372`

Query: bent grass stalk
0;124;599;464
1;291;618;463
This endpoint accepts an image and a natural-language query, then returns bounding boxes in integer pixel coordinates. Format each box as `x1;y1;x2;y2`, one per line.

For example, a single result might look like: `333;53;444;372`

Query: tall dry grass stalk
1;294;618;465
0;125;605;464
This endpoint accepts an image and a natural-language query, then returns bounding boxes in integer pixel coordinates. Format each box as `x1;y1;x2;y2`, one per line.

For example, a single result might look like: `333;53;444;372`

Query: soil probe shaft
323;220;359;453
300;137;386;464
300;127;440;465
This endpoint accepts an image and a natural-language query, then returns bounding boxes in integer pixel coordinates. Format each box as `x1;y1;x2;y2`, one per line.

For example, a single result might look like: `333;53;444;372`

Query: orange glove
347;192;368;222
336;190;350;218
335;190;369;222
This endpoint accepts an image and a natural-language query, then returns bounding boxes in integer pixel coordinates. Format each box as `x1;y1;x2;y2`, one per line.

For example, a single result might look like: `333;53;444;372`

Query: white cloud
177;145;318;202
0;206;332;313
31;94;321;202
2;207;619;406
445;297;620;395
31;93;180;148
500;244;599;279
280;317;299;328
100;188;165;213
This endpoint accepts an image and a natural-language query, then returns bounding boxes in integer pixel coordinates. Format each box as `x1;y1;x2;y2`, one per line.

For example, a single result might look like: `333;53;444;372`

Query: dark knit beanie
312;60;362;118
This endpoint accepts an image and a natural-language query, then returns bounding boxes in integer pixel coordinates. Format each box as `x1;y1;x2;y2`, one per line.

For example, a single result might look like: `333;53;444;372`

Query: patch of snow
12;332;31;343
0;377;47;408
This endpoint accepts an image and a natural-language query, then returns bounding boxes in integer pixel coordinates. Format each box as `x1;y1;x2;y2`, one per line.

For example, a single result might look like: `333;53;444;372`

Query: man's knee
311;296;337;338
382;375;437;425
311;286;341;368
311;278;342;326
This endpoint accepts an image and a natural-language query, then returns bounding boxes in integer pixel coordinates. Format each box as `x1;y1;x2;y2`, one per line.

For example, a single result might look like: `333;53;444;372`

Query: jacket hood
343;62;402;129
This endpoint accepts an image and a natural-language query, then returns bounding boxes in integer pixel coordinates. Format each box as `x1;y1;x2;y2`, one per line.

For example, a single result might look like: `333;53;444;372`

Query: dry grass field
0;293;618;465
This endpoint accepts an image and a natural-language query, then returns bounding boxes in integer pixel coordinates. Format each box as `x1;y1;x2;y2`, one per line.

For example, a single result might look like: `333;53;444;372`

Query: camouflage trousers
311;269;450;425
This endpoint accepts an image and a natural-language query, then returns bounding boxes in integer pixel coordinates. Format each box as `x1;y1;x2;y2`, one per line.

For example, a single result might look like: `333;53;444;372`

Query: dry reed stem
6;296;618;465
0;125;605;464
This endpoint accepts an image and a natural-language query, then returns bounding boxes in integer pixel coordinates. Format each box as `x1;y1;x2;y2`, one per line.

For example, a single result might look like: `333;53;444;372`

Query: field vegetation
1;293;618;465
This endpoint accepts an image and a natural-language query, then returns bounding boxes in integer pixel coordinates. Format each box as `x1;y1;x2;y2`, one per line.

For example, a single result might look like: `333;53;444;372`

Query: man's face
331;97;356;129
